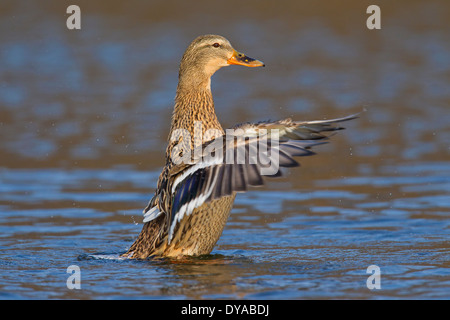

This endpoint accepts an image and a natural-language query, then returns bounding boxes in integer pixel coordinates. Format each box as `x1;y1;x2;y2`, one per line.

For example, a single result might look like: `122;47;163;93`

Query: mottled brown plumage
123;35;357;259
124;35;245;259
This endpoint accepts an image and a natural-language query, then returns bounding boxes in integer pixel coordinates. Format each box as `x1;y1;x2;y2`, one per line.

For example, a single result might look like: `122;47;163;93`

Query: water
1;1;449;299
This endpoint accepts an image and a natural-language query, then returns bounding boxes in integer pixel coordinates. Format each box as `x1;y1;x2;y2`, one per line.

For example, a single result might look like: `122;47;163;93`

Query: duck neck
171;82;223;137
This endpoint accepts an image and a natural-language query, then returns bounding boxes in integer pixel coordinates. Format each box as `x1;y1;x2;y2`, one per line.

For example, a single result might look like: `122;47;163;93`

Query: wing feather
159;112;359;242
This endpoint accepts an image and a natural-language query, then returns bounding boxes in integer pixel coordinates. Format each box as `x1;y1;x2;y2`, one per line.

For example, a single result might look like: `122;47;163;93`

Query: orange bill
227;49;265;67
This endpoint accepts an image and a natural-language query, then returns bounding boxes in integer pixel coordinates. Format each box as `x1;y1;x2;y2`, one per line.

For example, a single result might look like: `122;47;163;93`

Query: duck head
178;34;264;91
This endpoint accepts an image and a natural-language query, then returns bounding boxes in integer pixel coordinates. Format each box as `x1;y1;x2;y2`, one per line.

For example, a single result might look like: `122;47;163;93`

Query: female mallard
123;34;357;259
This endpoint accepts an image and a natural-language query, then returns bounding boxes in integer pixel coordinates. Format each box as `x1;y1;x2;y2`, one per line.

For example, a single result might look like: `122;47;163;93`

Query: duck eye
212;43;220;48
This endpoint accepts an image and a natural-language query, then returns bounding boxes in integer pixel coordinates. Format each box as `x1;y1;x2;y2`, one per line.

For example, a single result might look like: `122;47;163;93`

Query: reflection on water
1;1;449;299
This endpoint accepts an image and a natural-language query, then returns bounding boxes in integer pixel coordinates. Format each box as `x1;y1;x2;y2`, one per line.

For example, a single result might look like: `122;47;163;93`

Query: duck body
123;35;357;259
126;86;236;258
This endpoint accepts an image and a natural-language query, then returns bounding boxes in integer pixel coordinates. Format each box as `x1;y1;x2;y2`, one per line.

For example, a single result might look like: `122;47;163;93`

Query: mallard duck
123;34;357;259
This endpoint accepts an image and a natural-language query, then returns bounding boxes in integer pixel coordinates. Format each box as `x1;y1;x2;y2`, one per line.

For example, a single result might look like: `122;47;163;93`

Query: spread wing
144;113;358;242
